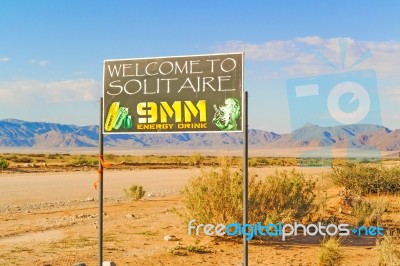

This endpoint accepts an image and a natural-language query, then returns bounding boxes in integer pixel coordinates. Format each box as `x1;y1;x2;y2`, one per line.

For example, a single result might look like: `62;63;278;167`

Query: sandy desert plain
0;148;399;266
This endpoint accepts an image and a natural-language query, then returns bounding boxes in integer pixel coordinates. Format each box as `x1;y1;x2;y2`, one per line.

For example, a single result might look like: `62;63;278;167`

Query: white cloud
0;79;100;104
30;59;50;66
214;40;298;61
213;37;400;78
73;71;88;76
294;36;324;46
379;83;400;103
0;57;10;62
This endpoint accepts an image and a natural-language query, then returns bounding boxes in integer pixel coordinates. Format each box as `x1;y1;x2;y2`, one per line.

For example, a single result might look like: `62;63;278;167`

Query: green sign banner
103;53;243;134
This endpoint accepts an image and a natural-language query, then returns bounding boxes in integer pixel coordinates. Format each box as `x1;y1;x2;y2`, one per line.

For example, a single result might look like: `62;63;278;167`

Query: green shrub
331;163;400;195
317;237;343;266
0;158;9;169
181;166;316;225
69;155;98;166
124;184;145;201
298;157;332;167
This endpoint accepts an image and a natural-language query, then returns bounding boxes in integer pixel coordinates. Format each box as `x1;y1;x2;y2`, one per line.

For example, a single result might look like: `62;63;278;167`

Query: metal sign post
243;91;248;266
99;97;104;266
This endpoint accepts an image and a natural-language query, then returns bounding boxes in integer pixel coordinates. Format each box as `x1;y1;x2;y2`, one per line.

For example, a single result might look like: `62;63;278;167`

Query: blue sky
1;0;399;133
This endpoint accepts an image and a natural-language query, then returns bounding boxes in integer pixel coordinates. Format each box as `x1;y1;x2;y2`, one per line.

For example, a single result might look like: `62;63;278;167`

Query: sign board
103;52;243;134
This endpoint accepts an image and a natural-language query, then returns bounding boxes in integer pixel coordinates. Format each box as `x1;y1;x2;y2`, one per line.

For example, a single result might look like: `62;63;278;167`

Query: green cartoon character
213;97;241;131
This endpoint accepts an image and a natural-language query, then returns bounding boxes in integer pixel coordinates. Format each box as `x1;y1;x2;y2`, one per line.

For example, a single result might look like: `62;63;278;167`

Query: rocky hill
0;119;399;151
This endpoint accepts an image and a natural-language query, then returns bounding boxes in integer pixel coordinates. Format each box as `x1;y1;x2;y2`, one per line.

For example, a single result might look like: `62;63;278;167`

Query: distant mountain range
1;118;400;151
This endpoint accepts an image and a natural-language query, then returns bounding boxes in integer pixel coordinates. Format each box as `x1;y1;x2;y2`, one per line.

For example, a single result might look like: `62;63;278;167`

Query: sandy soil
0;167;386;265
0;169;203;206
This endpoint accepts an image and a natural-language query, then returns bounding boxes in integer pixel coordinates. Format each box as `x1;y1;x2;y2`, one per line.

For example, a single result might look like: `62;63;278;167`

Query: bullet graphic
105;102;120;132
113;107;129;130
123;115;133;129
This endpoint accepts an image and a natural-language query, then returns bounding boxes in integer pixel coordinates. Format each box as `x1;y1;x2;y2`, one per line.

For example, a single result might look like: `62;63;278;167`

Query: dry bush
331;163;400;195
376;231;400;266
181;165;316;225
11;156;33;163
182;166;242;225
190;152;203;167
351;197;389;227
338;188;389;227
249;169;316;224
247;157;300;167
317;237;343;266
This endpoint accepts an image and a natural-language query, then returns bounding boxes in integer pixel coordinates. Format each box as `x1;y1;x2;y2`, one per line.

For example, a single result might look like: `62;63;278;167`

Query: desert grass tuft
124;184;146;201
376;231;400;266
317;237;343;266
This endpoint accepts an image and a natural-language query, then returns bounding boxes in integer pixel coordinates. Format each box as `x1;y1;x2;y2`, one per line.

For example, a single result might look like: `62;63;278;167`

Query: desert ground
0;153;398;266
